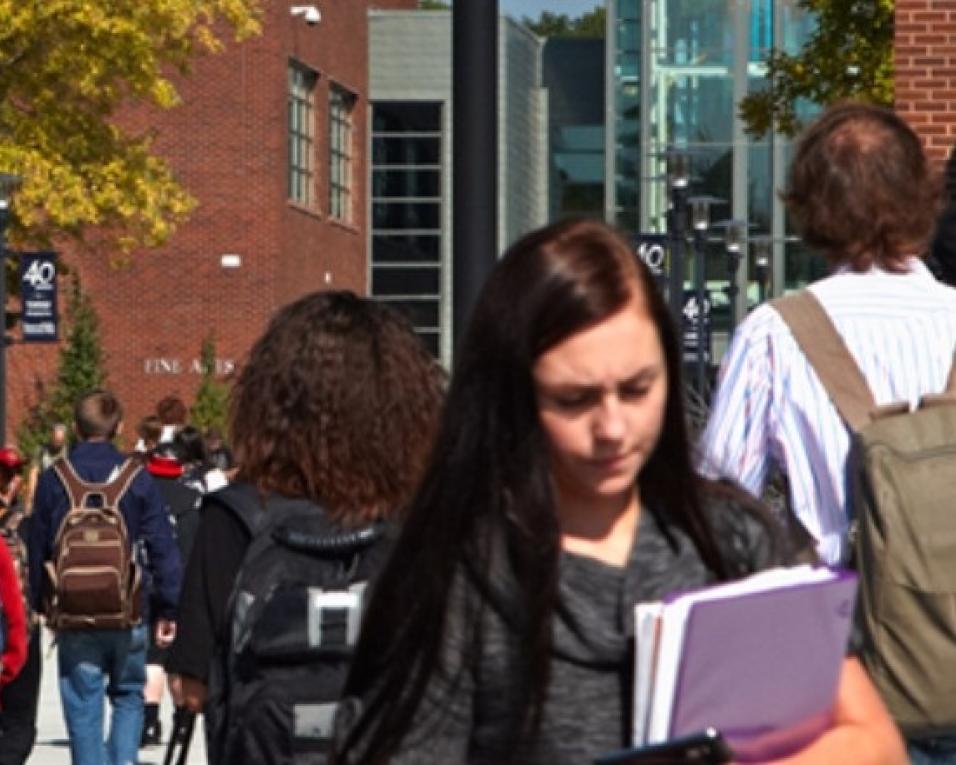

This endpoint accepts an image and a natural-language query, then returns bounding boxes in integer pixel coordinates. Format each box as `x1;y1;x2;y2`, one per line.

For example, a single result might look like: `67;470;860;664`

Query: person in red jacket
0;536;26;698
0;445;39;765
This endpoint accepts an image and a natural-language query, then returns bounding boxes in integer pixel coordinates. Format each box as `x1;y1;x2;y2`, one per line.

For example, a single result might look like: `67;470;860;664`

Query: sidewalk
30;631;206;764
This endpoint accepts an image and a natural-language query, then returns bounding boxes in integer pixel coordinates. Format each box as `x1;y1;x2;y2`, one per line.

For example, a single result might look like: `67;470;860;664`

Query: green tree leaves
740;0;894;137
522;6;606;38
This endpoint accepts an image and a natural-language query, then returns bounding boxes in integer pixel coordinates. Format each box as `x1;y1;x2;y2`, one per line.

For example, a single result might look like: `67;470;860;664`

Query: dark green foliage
740;0;894;138
522;5;605;38
189;333;230;435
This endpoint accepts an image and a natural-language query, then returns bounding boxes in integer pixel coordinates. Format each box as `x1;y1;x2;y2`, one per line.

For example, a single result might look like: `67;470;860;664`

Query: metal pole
667;188;687;326
726;252;740;334
452;0;498;350
693;228;707;395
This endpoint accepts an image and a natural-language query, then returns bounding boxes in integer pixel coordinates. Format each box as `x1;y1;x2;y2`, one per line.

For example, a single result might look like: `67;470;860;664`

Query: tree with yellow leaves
0;0;261;251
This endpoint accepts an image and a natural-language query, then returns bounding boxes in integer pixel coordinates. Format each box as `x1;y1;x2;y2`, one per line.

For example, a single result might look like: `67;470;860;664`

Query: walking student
29;389;181;765
336;219;905;765
0;447;40;765
0;506;27;758
700;102;956;569
698;103;956;762
167;291;445;764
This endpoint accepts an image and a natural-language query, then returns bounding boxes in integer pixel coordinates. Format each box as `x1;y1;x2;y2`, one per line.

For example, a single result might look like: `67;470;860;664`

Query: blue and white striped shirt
698;259;956;565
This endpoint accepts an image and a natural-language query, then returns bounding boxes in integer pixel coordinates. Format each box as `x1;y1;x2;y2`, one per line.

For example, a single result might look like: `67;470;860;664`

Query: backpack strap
946;352;956;396
52;458;142;510
0;506;21;531
101;460;142;507
210;482;268;538
213;483;388;554
772;290;876;433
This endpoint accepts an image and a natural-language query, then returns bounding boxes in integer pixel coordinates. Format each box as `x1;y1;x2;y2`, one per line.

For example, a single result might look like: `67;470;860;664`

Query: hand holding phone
594;728;733;765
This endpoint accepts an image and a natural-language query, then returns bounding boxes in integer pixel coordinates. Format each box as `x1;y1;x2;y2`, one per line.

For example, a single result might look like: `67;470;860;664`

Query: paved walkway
29;631;206;764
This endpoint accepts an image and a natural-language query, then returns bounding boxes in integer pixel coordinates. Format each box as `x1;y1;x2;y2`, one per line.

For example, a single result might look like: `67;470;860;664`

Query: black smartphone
593;728;733;765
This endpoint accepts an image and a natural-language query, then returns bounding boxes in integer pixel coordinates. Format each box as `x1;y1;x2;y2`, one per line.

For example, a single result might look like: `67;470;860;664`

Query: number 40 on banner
19;251;58;343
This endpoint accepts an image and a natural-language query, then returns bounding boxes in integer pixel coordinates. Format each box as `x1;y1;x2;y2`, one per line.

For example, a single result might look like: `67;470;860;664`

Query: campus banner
681;288;712;366
634;233;668;279
20;251;58;343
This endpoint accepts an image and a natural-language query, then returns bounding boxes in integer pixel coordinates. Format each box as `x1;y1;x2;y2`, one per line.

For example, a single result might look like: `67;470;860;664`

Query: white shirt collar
833;256;933;279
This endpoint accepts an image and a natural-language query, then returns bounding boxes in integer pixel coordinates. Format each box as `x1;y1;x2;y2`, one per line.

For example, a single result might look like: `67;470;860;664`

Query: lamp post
687;195;714;395
452;0;498;349
0;173;22;443
751;235;772;305
665;149;690;326
723;219;746;333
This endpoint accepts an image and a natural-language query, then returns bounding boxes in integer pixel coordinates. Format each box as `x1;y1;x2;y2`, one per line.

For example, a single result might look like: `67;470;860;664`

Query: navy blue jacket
28;441;181;619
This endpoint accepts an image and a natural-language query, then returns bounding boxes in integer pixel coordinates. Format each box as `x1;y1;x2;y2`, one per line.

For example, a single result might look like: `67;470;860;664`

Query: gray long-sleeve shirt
376;490;786;764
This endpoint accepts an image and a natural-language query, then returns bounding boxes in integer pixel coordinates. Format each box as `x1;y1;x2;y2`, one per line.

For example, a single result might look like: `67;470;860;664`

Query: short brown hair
137;415;162;448
156;395;187;426
230;291;446;525
783;101;941;271
75;389;123;440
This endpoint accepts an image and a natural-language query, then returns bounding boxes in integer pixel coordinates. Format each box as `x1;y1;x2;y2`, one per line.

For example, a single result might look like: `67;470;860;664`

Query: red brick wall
895;0;956;171
6;2;378;444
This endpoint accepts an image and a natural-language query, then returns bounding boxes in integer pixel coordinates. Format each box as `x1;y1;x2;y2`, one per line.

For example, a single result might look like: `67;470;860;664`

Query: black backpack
205;483;389;765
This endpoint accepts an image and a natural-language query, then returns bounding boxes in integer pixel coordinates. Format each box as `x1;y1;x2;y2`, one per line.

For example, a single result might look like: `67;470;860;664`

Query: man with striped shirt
699;103;956;764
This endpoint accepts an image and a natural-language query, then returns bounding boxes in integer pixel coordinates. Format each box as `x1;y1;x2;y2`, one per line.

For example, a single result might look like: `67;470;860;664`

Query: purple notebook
667;569;858;762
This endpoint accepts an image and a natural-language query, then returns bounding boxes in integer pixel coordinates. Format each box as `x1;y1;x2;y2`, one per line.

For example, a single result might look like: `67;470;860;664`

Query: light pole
688;195;722;396
452;0;498;350
0;173;22;443
751;235;772;305
665;149;690;327
723;219;747;334
689;196;710;396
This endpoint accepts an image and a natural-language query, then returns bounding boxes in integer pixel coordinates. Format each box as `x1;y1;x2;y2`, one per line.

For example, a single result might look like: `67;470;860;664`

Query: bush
189;333;230;436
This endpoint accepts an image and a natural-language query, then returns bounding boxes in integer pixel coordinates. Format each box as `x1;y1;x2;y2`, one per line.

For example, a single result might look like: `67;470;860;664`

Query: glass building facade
543;38;607;222
607;0;821;326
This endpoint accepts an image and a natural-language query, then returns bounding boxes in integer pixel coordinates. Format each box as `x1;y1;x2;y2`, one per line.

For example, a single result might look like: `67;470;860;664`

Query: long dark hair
339;220;725;761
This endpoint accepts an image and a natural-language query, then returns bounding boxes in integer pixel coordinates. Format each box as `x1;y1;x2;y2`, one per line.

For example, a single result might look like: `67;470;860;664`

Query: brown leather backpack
44;458;142;630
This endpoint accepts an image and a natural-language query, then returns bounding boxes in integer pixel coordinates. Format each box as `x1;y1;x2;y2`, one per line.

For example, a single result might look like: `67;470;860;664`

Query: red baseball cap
0;447;25;470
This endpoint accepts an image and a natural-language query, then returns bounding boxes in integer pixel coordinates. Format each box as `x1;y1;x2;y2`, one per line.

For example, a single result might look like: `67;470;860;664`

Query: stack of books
630;565;857;763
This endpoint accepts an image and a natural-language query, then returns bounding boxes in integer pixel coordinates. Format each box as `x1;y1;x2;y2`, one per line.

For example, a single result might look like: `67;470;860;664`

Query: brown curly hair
783;101;941;271
229;290;446;525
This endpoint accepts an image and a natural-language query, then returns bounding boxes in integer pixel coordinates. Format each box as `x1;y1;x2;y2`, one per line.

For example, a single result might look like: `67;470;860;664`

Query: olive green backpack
774;290;956;737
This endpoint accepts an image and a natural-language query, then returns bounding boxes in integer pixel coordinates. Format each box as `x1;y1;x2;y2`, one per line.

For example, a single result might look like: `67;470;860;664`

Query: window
370;101;444;358
329;86;356;221
288;63;317;205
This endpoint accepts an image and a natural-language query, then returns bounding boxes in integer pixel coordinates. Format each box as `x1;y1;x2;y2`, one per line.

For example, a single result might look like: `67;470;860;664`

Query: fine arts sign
143;357;236;376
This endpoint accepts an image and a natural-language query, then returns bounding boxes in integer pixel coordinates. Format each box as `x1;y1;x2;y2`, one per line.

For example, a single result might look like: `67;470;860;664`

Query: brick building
895;0;956;172
7;0;416;443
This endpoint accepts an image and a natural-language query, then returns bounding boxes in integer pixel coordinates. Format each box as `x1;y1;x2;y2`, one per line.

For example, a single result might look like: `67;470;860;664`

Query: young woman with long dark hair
337;219;905;764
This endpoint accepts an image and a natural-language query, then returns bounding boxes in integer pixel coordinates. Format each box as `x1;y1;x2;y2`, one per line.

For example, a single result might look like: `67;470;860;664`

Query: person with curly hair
165;290;446;756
